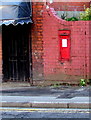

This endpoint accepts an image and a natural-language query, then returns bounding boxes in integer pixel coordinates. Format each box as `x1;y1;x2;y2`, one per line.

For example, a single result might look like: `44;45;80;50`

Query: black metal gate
2;24;32;82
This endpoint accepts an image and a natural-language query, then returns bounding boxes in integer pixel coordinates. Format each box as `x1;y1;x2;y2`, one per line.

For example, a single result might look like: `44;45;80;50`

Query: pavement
0;82;91;109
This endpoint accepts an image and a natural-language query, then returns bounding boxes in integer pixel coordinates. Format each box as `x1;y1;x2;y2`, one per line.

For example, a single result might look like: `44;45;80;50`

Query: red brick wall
31;2;90;85
43;7;91;85
49;2;90;11
31;2;44;81
89;22;91;80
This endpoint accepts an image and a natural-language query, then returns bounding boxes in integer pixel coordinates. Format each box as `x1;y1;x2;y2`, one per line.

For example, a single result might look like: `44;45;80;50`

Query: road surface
0;107;90;119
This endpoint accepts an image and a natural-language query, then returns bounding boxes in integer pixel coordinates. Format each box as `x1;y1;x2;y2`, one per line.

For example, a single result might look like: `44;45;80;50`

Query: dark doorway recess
2;24;32;82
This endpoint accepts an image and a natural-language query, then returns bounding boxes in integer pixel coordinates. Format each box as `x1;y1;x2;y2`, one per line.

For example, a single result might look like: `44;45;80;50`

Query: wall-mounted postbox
58;30;71;61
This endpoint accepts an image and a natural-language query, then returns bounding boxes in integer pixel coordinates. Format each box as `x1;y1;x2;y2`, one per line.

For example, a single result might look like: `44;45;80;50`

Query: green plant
66;17;78;21
51;83;61;88
80;79;86;86
61;13;67;20
53;84;58;88
80;6;91;20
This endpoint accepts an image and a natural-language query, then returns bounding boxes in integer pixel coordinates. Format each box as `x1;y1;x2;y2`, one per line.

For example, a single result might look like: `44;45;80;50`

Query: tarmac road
1;86;90;98
0;107;90;119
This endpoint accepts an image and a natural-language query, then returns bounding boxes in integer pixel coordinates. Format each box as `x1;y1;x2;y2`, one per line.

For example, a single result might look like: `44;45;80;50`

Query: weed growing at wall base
80;79;86;86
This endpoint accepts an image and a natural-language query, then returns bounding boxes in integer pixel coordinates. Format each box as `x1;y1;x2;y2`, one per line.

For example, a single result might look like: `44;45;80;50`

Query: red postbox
58;30;71;61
